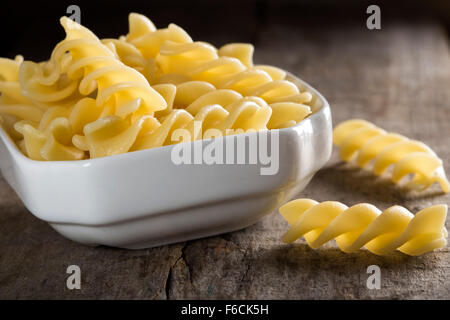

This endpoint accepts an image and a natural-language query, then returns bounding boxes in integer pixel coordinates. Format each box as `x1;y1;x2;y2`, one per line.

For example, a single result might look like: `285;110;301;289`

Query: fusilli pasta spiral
153;42;312;129
0;13;315;161
280;198;448;256
154;40;312;102
333;119;450;193
0;56;40;141
125;13;193;59
132;91;273;150
20;17;166;116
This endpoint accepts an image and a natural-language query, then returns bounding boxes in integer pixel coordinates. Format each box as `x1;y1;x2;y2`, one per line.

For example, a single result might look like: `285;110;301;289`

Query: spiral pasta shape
19;17;167;117
121;13;314;129
1;13;316;161
100;38;156;83
333;119;450;193
280;198;448;256
14;117;85;160
69;83;273;155
175;80;312;130
0;56;45;141
0;56;30;105
132;94;273;150
155;40;311;101
154;42;312;129
125;13;193;59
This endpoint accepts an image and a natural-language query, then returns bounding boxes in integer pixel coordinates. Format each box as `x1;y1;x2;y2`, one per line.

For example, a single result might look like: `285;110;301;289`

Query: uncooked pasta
0;13;313;161
280;198;448;256
333;119;449;193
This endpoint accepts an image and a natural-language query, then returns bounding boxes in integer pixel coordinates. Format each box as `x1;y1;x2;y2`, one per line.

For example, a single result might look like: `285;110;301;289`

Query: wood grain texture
0;15;449;299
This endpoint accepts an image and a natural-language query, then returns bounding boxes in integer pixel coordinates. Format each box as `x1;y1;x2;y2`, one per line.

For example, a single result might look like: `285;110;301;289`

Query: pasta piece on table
333;119;450;193
280;198;448;256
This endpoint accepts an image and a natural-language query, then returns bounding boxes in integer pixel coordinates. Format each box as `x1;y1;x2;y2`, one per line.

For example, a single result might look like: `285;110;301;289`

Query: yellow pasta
333;119;450;193
218;43;254;68
101;38;155;83
0;56;42;141
280;198;448;256
20;17;167;116
154;42;311;128
154;40;311;102
0;13;315;161
0;56;30;105
125;13;193;59
172;81;309;130
122;14;312;125
14;118;85;161
132;97;272;150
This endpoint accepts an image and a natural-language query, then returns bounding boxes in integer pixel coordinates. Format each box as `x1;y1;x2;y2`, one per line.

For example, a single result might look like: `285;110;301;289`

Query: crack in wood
164;242;191;300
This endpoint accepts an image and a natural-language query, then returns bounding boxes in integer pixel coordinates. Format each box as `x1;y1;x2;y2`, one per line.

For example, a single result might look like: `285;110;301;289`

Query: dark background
1;0;449;61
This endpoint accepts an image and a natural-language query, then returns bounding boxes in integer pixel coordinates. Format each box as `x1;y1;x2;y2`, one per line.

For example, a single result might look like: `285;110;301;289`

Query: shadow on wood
312;161;446;203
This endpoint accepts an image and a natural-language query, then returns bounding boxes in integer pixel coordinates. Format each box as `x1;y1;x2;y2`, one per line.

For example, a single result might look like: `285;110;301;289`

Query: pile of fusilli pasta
0;13;313;160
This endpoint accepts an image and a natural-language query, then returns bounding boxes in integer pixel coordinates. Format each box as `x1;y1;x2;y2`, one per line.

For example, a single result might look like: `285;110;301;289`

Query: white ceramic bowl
0;73;332;249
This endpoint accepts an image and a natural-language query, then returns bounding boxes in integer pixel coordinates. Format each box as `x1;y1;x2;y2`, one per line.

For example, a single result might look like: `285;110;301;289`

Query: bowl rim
0;72;330;168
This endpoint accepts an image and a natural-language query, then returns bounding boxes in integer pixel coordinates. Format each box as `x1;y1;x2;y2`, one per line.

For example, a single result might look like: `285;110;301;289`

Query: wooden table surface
0;12;449;299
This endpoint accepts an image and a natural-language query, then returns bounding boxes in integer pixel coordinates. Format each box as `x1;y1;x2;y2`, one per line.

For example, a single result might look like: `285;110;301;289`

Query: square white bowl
0;73;332;249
